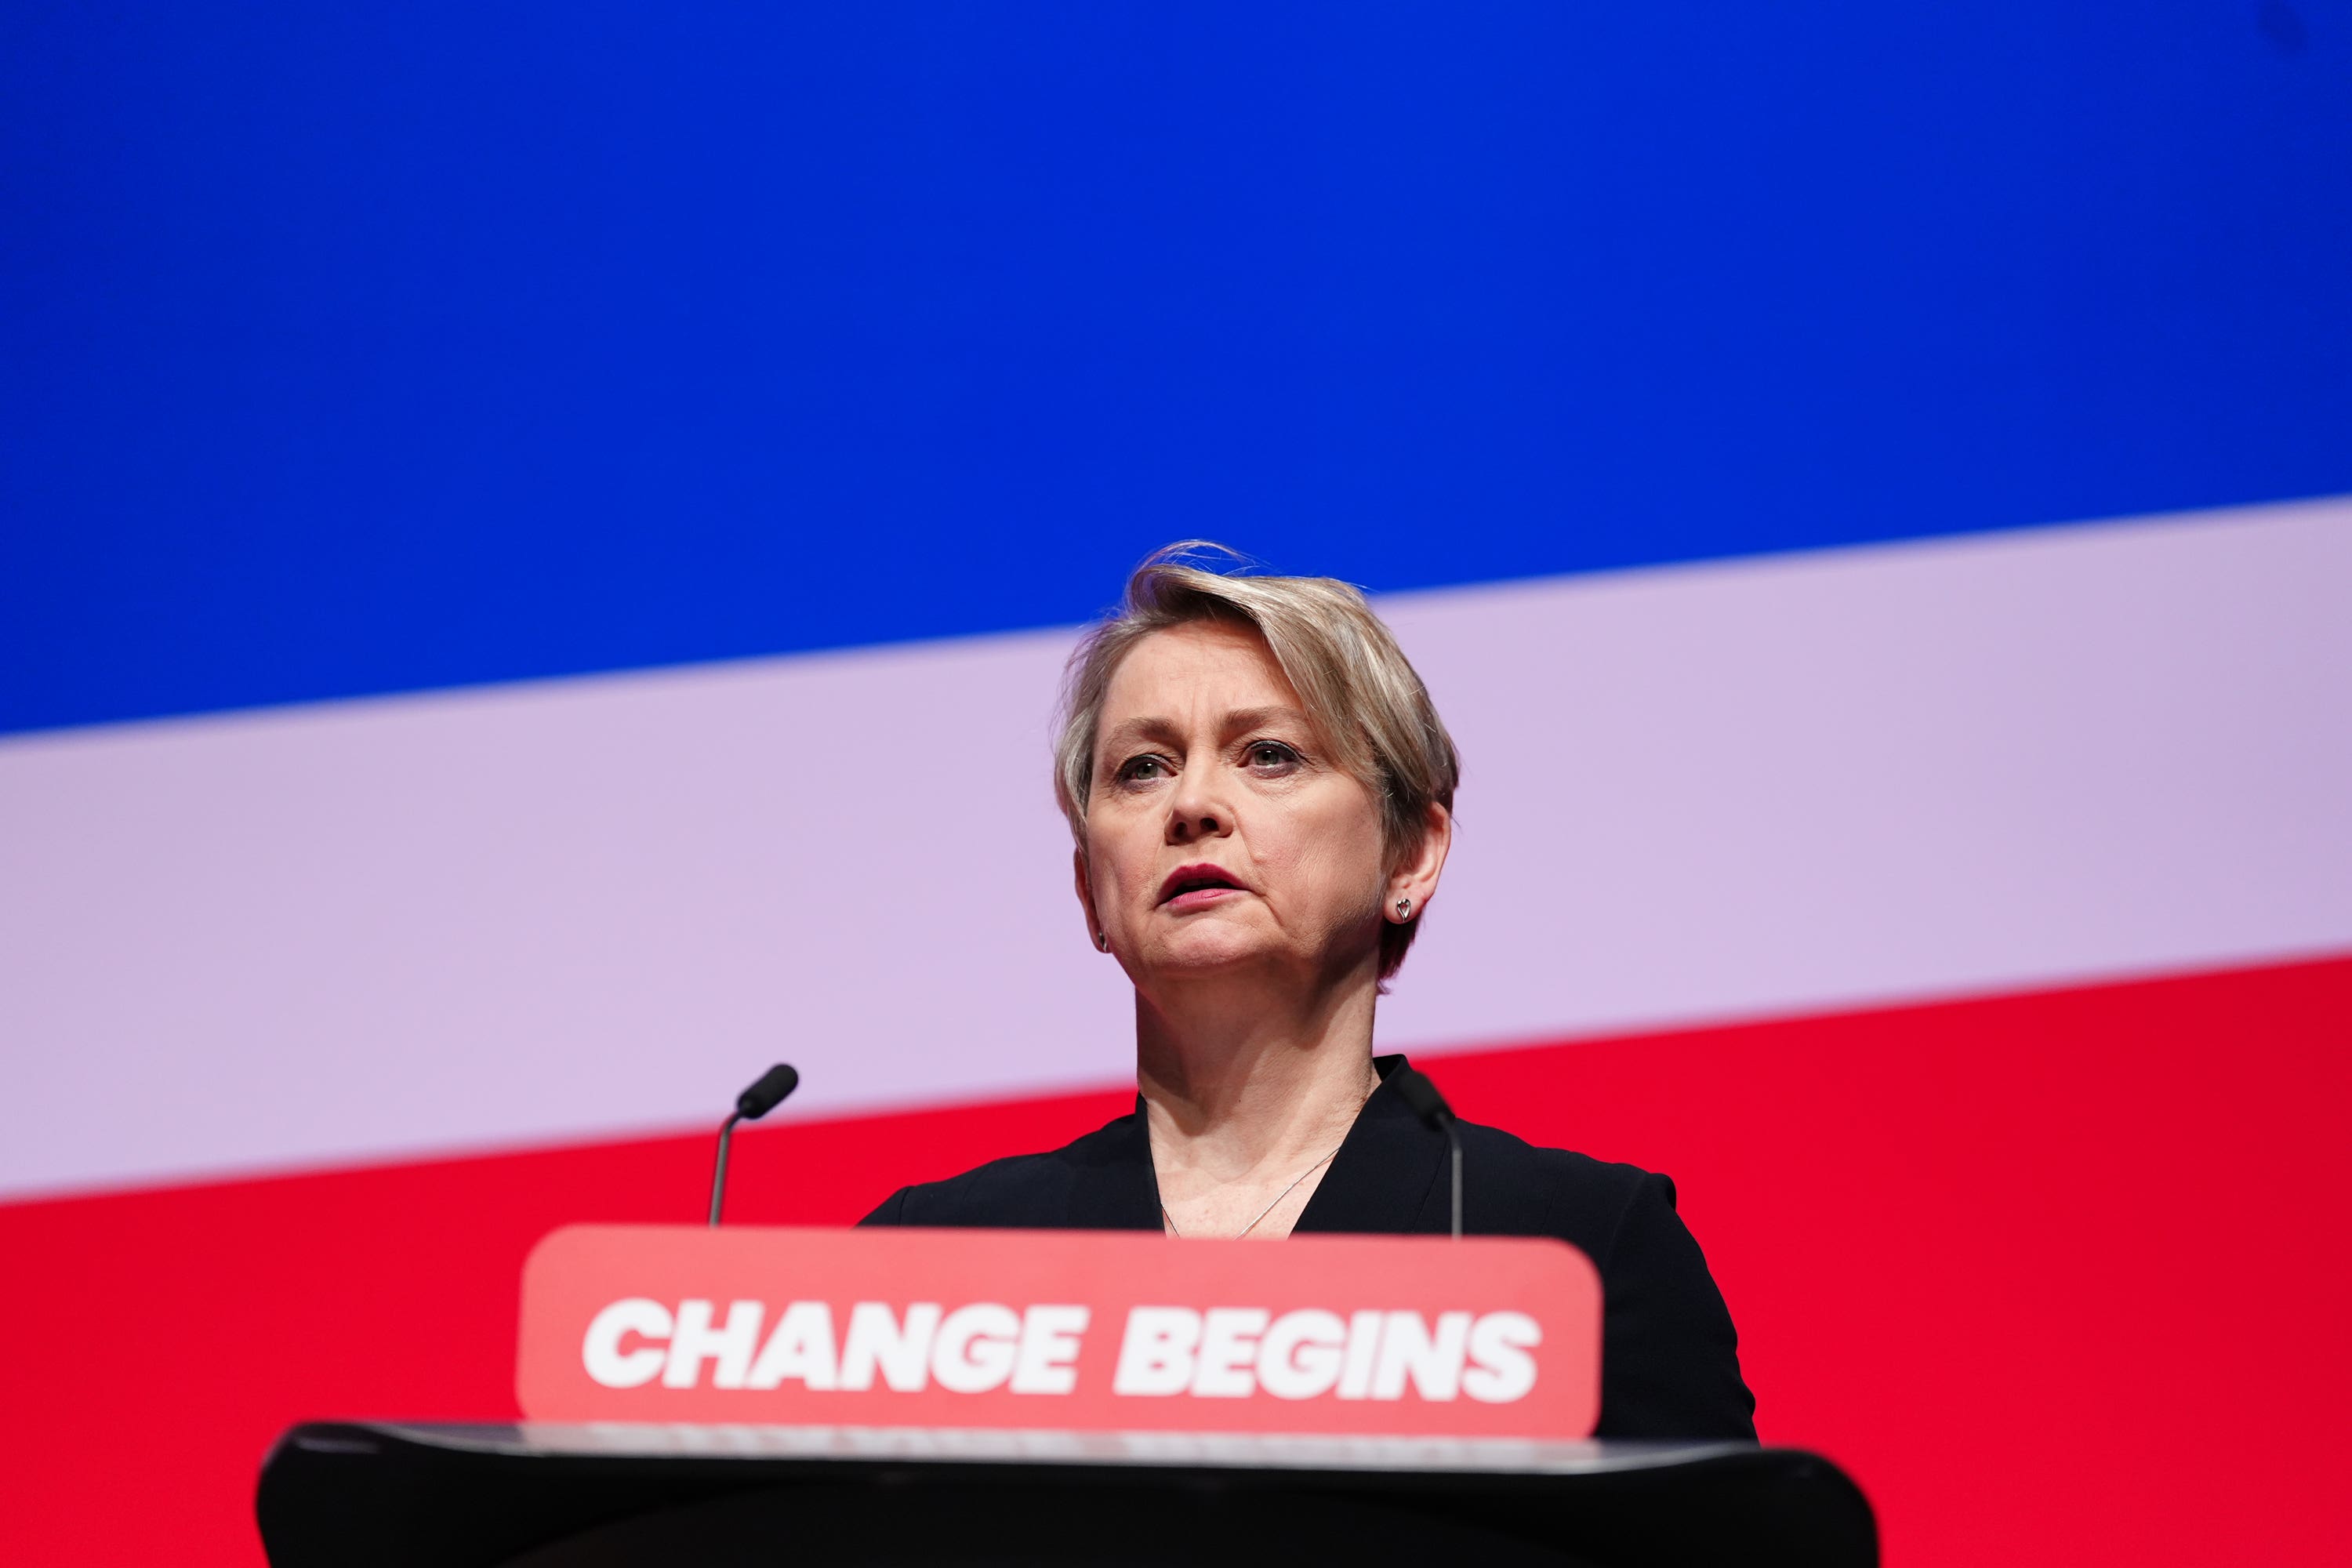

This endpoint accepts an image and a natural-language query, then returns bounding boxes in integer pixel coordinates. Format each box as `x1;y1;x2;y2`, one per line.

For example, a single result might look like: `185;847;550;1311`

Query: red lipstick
1156;862;1247;909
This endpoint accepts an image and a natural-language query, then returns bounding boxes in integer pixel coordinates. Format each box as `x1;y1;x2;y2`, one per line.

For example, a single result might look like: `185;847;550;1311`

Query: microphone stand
707;1111;746;1228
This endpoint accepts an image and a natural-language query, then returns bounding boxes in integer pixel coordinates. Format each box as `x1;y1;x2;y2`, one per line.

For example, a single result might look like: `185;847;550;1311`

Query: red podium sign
517;1225;1600;1439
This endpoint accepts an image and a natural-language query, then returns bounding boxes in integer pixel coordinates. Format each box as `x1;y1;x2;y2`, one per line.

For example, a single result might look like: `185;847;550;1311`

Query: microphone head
1389;1065;1456;1131
735;1063;800;1120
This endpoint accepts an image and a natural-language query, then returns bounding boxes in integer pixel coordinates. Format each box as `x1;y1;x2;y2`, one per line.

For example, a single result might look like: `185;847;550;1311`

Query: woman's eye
1245;741;1299;772
1117;755;1167;783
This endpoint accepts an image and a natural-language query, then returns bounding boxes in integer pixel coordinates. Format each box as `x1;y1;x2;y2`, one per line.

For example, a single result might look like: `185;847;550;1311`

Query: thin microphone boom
1389;1065;1463;1240
708;1063;800;1227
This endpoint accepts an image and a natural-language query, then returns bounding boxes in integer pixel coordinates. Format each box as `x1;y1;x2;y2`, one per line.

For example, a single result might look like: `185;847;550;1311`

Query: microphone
1389;1065;1463;1240
707;1064;800;1226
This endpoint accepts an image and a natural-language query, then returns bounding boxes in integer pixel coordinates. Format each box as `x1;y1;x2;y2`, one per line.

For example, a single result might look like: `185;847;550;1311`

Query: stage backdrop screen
3;5;2348;1565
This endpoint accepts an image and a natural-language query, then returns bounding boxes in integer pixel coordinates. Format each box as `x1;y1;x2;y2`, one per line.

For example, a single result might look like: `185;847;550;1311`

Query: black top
862;1054;1757;1440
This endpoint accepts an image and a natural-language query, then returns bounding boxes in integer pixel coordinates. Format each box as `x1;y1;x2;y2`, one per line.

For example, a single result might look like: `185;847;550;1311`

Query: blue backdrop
6;2;2348;734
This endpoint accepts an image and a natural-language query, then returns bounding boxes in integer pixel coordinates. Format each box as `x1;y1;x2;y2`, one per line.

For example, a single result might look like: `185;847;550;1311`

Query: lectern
256;1421;1876;1566
256;1224;1875;1565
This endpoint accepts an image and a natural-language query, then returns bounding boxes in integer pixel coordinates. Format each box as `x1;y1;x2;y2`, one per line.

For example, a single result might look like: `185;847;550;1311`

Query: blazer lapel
1064;1098;1165;1230
1292;1054;1449;1236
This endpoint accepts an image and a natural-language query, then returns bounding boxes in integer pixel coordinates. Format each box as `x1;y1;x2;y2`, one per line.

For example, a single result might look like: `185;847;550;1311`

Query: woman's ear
1387;801;1453;922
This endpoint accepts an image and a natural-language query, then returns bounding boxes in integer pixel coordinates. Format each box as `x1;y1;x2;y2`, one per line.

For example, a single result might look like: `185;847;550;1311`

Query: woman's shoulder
1450;1117;1683;1265
858;1109;1149;1229
1451;1118;1754;1438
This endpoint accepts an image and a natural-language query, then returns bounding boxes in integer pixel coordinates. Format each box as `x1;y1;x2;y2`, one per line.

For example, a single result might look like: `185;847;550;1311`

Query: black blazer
862;1054;1756;1440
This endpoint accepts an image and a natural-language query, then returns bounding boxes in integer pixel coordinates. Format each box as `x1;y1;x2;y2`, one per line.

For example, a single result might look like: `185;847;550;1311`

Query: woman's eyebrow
1218;705;1311;738
1097;715;1183;753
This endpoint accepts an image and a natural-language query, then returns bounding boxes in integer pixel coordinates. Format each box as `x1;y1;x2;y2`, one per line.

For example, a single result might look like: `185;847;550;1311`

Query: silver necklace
1161;1144;1344;1240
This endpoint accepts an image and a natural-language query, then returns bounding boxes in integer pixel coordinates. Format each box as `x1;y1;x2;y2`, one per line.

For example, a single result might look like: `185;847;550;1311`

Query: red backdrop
7;954;2347;1564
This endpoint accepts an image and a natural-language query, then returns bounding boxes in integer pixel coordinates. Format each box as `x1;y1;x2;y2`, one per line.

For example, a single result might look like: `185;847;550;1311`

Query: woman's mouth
1157;864;1247;910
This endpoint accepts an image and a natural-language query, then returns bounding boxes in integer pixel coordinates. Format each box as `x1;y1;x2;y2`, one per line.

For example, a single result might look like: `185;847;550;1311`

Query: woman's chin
1139;926;1290;978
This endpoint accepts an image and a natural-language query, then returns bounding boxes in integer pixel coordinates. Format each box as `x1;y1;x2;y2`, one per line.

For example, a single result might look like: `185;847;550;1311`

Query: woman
864;546;1755;1440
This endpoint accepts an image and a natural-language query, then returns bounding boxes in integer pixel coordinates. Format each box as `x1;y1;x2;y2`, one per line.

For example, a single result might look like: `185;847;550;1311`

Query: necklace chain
1156;1081;1378;1240
1161;1143;1344;1240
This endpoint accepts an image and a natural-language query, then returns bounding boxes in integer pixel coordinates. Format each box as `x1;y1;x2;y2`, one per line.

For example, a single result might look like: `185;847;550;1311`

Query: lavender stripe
3;496;2347;1199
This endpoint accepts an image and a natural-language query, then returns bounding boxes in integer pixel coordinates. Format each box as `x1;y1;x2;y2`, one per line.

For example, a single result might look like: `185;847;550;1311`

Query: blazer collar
1086;1054;1445;1235
1293;1054;1447;1235
1065;1104;1163;1230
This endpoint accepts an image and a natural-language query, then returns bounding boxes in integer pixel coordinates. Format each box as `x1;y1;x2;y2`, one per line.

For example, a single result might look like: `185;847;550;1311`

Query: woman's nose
1167;808;1223;842
1165;774;1228;842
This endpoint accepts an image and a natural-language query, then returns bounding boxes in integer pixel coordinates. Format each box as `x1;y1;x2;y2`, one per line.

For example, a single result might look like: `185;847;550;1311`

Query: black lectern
256;1421;1875;1566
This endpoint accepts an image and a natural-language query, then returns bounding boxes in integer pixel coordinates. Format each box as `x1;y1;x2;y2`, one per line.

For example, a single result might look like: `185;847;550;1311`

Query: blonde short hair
1054;544;1460;980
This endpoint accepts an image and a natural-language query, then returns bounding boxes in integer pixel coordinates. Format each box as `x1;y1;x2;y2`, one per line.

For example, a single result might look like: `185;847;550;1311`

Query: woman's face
1078;620;1397;989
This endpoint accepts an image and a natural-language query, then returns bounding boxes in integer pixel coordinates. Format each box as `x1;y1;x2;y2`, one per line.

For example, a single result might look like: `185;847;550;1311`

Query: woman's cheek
1091;822;1146;902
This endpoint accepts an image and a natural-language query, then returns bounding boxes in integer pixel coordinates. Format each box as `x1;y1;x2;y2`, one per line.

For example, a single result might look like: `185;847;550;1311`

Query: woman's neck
1133;965;1383;1207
